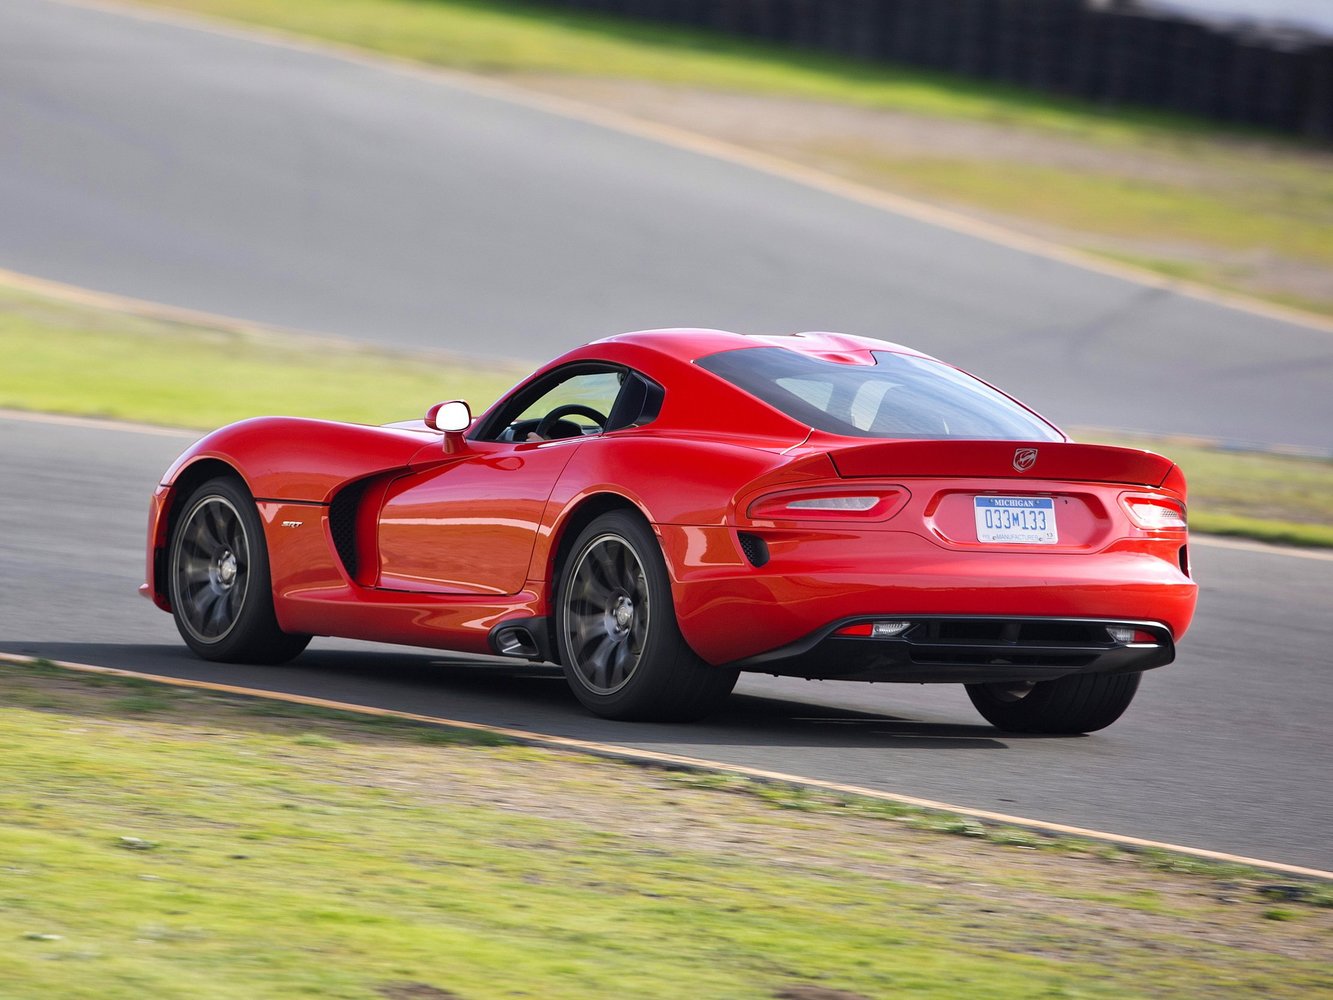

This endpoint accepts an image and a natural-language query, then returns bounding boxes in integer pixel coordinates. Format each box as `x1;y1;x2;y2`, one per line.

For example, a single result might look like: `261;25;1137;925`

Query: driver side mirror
424;400;472;454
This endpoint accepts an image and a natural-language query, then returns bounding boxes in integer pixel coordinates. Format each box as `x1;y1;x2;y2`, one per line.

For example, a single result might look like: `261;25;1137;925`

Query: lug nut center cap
217;551;237;587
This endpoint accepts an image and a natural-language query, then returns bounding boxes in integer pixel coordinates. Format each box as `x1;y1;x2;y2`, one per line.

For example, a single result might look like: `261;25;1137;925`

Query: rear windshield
696;348;1063;441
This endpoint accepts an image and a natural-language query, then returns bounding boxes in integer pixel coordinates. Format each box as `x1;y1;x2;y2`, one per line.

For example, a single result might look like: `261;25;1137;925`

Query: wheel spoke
584;634;613;689
610;640;634;687
206;591;231;635
629;610;648;651
191;588;220;635
590;543;618;592
573;572;611;606
182;531;210;559
563;533;652;696
201;503;227;550
172;495;249;645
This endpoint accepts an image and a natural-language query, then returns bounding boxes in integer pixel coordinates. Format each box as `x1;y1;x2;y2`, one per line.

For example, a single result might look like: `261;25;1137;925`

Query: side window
484;369;625;442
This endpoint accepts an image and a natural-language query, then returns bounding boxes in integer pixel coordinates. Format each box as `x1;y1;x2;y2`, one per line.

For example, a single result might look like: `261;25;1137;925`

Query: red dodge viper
143;330;1197;732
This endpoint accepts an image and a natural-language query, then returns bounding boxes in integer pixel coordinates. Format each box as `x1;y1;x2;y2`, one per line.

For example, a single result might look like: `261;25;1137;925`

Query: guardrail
537;0;1333;138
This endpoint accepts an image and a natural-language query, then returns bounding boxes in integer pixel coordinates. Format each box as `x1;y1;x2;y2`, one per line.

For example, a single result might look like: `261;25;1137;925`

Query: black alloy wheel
167;476;310;664
556;511;737;721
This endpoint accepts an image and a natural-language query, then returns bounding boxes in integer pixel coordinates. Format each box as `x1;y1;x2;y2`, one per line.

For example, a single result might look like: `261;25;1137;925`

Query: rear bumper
735;615;1175;684
657;525;1197;667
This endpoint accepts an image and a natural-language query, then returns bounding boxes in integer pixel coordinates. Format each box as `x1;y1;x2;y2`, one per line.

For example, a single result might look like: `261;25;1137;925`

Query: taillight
1121;494;1187;530
748;486;910;522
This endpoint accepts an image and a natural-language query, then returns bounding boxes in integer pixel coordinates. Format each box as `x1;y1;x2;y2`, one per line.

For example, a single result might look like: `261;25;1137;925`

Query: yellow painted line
63;0;1333;337
4;652;1329;882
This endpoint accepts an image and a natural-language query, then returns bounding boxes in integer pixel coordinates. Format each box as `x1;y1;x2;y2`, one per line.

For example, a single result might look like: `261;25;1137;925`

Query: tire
965;671;1142;734
167;476;310;664
555;511;738;721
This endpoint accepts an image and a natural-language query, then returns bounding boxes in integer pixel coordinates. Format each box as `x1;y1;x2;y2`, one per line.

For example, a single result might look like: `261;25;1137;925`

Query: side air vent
328;483;365;578
738;532;770;567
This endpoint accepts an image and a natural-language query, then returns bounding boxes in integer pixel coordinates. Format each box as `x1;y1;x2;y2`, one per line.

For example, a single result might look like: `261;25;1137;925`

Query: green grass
0;284;524;429
4;277;1330;547
1075;431;1333;549
145;0;1212;140
137;0;1333;315
854;156;1333;267
2;658;1329;999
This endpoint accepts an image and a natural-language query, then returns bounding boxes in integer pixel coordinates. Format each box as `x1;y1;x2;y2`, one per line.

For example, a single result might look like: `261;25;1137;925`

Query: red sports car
143;330;1196;732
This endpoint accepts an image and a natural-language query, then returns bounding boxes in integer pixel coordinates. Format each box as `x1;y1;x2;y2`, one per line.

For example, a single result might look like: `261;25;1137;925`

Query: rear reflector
835;621;912;638
1106;626;1158;645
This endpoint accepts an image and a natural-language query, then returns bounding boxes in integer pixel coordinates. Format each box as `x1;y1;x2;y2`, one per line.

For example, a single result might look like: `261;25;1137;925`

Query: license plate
974;496;1057;544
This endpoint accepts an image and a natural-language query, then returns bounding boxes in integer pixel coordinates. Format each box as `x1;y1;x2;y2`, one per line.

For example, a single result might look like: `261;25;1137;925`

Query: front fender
160;417;437;502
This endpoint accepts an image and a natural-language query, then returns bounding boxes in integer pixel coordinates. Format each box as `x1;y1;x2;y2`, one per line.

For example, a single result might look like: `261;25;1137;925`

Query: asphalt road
2;414;1330;871
2;0;1332;450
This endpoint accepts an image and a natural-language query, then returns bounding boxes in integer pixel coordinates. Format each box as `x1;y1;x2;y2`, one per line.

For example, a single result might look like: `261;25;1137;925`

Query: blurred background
4;0;1330;542
2;5;1332;980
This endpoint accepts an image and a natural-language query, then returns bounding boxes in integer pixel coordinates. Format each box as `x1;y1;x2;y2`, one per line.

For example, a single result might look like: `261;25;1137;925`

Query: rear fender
535;435;831;583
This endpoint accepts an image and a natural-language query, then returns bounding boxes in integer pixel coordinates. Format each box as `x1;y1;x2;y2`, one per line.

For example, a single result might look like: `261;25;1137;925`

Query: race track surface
2;0;1331;449
2;414;1329;871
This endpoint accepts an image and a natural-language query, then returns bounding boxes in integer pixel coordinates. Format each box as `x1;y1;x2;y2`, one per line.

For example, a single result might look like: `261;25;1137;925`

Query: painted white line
4;652;1329;881
59;0;1333;336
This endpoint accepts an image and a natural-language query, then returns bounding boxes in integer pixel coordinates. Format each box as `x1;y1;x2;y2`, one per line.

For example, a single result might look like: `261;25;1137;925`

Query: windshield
696;348;1063;441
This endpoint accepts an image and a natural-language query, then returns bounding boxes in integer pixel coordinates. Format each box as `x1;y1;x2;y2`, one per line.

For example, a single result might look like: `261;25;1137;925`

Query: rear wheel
556;511;737;721
167;476;310;664
965;671;1142;734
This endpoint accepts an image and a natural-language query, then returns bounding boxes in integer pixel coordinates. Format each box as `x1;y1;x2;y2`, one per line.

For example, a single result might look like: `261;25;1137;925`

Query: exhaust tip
494;625;540;660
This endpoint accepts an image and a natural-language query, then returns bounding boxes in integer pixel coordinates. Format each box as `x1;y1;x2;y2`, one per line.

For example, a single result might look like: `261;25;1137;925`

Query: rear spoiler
829;440;1177;488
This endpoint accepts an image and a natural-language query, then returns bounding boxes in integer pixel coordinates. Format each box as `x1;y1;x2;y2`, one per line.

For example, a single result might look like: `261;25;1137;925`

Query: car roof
590;328;938;365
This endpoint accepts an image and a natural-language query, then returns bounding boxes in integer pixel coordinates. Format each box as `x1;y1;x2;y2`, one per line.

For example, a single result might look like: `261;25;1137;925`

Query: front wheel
965;671;1142;734
556;511;737;721
167;476;310;664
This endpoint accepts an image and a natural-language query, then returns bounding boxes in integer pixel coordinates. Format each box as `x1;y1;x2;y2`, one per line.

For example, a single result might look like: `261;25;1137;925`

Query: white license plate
974;496;1057;544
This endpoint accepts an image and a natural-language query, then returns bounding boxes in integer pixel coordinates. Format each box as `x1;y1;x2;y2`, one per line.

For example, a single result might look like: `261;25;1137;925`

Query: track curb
4;652;1329;882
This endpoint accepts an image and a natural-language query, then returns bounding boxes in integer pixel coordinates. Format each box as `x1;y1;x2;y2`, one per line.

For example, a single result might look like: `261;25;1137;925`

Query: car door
375;367;626;596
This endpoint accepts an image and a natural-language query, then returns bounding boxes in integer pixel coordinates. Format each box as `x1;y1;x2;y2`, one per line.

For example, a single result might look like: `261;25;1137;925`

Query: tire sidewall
966;671;1142;734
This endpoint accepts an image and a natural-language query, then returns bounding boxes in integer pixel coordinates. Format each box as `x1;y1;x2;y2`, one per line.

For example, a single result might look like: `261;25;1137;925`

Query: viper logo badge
1012;448;1038;473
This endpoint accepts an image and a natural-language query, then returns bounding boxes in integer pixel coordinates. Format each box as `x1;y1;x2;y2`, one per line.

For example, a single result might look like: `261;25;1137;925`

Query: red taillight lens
748;486;910;522
1121;494;1187;530
835;621;912;638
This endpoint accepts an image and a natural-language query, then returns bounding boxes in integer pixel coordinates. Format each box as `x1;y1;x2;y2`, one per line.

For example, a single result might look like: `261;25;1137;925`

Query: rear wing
829;440;1177;489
